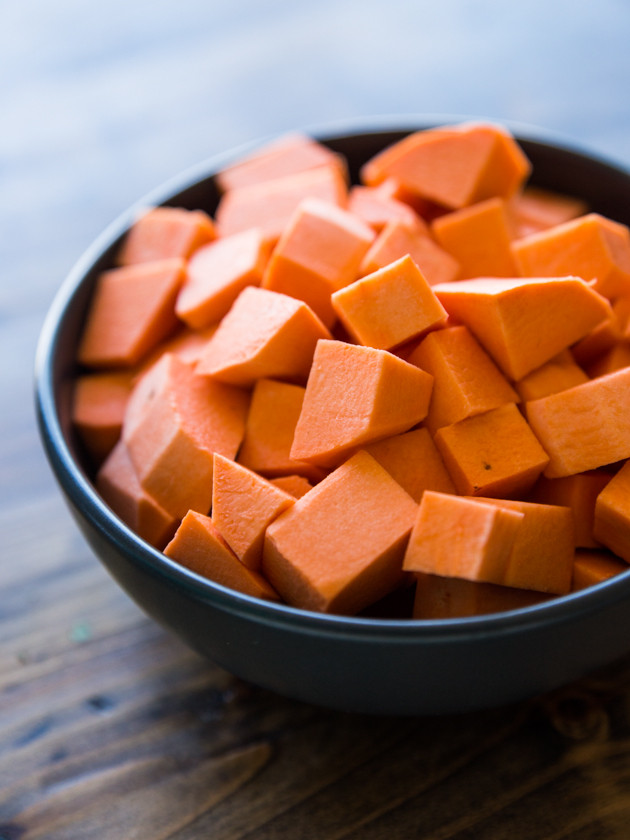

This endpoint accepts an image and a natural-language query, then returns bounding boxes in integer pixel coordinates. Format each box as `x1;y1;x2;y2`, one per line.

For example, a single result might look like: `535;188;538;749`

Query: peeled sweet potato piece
291;339;434;468
196;287;331;387
263;450;418;614
165;511;280;601
433;276;612;380
123;353;249;519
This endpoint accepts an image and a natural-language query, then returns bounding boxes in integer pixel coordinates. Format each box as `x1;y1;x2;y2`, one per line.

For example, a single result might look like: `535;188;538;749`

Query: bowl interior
36;119;630;635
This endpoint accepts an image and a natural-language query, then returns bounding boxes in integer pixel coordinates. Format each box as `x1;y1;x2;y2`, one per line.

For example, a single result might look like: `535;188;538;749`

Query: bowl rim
34;114;630;641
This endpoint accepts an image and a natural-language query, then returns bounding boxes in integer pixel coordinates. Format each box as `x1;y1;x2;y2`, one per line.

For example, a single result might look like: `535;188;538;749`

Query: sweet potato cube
434;403;549;498
211;454;295;570
291;339;434;468
96;441;178;550
403;492;524;585
123;353;249;519
571;310;621;368
513;213;630;299
175;228;270;329
508;186;587;239
347;184;421;231
525;368;630;477
359;218;460;284
585;342;630;379
433;276;612;380
407;325;518;433
514;349;589;402
363;428;455;503
268;475;314;499
572;549;628;591
361;122;531;209
165;511;280;601
215;163;348;246
413;573;550;619
471;498;574;594
263;450;418;614
431;198;519;278
373;178;449;223
331;254;447;350
237;379;326;483
593;460;630;563
77;259;185;368
215;133;346;193
72;369;135;463
137;324;219;379
531;470;612;548
116;207;215;266
262;198;375;327
612;295;630;339
195;287;331;387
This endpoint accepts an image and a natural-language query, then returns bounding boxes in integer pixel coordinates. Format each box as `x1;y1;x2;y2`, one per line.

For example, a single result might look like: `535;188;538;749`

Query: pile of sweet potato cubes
72;121;630;618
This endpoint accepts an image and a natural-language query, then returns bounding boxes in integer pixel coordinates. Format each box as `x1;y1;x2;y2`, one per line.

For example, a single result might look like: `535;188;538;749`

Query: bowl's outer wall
38;123;630;715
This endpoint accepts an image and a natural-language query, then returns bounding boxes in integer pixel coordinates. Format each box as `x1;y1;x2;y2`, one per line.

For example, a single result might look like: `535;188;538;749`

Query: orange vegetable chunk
531;470;612;548
116;207;215;266
407;325;518;433
123;353;249;519
291;339;434;468
175;228;270;329
612;295;630;339
585;342;630;378
572;549;628;591
525;368;630;477
195;286;331;387
268;475;314;499
361;122;530;209
508;186;587;239
431;197;519;278
262;197;375;327
331;254;447;350
347;184;421;231
514;349;589;402
165;511;280;601
137;324;219;379
363;427;456;502
512;213;630;299
215;133;346;193
77;259;185;368
237;379;326;482
72;369;135;463
215;163;348;246
433;276;612;380
263;450;418;614
413;573;550;619
571;310;621;368
211;454;295;570
373;178;449;223
593;460;630;562
470;498;574;594
96;440;179;550
403;491;524;585
434;403;549;498
359;218;460;285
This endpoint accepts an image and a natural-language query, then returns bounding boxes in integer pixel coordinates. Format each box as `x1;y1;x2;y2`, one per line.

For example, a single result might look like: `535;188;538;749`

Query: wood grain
3;1;630;837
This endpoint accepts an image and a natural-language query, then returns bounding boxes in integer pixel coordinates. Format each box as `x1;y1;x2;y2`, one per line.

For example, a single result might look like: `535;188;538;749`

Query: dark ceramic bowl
35;118;630;716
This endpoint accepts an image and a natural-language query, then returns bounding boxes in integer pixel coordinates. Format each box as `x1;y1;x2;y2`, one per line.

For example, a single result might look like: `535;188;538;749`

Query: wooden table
3;3;630;837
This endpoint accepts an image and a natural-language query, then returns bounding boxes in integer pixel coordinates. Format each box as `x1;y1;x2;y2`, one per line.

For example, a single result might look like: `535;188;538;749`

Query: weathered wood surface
3;2;630;837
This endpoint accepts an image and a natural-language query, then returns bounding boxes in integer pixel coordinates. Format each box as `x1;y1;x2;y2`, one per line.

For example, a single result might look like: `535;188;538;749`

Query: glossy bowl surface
35;118;630;715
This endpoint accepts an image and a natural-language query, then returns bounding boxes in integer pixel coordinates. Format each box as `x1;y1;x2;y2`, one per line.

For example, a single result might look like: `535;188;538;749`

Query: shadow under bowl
35;117;630;716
